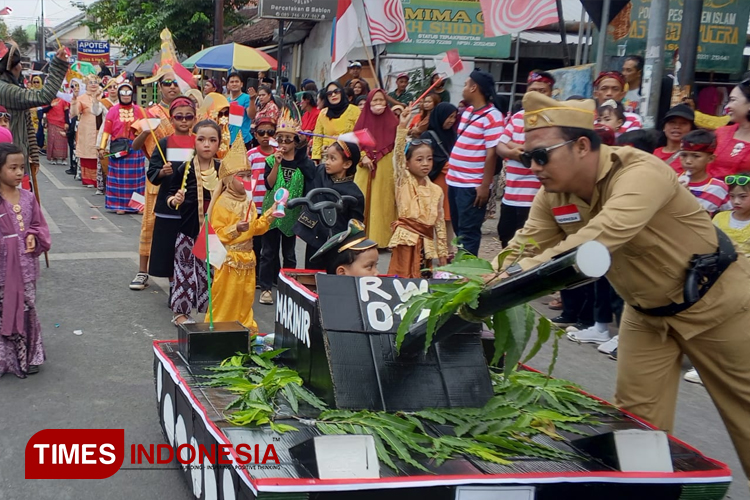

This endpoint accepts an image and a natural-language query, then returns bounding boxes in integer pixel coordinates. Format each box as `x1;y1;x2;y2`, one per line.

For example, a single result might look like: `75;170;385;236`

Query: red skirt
80;158;97;186
46;124;68;161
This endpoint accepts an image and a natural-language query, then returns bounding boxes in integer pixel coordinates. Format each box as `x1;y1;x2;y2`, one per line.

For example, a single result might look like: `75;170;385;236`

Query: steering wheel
287;188;358;231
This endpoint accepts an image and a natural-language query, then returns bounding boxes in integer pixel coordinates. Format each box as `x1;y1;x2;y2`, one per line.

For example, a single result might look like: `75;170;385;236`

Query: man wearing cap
387;73;414;107
496;70;554;247
445;69;504;256
344;62;362;88
500;91;750;479
593;71;642;134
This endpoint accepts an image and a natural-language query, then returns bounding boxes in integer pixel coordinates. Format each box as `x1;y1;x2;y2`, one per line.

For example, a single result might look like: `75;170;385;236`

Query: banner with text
76;40;110;63
259;0;337;21
387;0;511;58
603;0;750;74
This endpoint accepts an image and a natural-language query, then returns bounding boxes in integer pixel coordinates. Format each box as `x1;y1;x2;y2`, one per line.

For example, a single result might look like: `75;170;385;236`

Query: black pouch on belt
633;227;737;317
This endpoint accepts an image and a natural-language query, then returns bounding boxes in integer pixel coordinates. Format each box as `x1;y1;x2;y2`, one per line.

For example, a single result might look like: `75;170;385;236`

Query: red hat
594;71;625;88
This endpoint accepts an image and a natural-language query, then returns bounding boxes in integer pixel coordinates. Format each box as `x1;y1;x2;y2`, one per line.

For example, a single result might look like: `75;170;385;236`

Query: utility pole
40;0;46;62
555;0;570;67
594;0;611;75
676;0;703;105
214;0;224;46
277;20;283;95
641;0;669;129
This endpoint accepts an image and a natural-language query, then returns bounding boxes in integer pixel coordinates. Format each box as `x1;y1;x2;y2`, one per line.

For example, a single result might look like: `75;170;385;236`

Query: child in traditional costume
258;108;306;305
205;137;278;332
388;106;448;278
95;84;118;195
70;74;103;187
0;144;52;378
100;82;146;214
295;140;365;268
166;120;221;325
310;219;378;276
147;97;197;292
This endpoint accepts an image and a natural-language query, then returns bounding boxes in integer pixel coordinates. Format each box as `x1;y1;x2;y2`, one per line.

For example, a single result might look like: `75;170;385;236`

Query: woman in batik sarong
165;120;221;325
0;143;52;378
99;82;146;214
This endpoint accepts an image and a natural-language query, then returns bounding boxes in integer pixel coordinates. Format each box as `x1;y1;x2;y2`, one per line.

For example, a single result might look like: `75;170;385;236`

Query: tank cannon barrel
399;241;611;356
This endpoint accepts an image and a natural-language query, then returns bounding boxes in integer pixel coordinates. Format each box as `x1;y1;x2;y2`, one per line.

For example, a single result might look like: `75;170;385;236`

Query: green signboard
387;0;511;58
604;0;750;73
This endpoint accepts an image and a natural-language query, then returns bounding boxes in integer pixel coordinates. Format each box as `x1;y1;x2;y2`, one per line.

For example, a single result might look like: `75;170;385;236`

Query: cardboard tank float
153;189;733;500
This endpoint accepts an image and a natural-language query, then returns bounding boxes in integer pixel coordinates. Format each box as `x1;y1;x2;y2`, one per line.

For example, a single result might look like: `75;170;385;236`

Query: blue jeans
448;185;486;256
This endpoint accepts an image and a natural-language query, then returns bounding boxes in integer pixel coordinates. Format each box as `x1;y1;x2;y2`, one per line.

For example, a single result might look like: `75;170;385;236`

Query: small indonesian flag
552;204;581;224
134;117;162;132
167;135;194;164
128;192;146;211
229;102;245;128
434;49;464;79
192;220;227;269
338;129;376;149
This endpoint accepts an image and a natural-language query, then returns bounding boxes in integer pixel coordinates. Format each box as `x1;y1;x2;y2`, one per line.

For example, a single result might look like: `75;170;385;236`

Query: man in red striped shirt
594;71;642;135
496;70;554;246
446;69;504;255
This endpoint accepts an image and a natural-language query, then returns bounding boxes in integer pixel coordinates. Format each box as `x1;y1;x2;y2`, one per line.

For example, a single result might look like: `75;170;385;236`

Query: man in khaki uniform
502;92;750;478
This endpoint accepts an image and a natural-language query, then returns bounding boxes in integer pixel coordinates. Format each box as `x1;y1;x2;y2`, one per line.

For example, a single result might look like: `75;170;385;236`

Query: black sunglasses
276;136;295;144
172;114;195;122
160;80;179;87
519;140;574;168
256;129;276;137
326;89;342;96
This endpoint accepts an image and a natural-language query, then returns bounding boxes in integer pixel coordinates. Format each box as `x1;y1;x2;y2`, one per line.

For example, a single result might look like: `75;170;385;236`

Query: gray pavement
0;158;747;499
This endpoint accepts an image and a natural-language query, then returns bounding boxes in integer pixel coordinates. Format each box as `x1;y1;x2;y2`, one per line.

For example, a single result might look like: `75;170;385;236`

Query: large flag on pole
363;0;408;44
479;0;558;37
331;0;359;80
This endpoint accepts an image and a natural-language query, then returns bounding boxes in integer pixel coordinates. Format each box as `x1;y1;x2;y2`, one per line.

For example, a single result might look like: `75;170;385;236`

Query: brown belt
391;217;434;240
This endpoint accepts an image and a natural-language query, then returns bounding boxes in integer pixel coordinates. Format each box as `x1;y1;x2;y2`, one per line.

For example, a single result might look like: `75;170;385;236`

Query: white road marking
39;165;86;190
40;205;61;234
61;197;122;233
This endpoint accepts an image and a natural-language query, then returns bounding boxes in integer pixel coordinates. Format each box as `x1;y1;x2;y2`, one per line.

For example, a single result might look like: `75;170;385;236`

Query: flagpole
357;27;380;90
411;78;443;107
204;213;214;331
359;0;384;89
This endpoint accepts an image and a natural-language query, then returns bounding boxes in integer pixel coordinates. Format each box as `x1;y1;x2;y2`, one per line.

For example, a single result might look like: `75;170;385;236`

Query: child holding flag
166;120;221;325
147;97;197;290
205;138;278;332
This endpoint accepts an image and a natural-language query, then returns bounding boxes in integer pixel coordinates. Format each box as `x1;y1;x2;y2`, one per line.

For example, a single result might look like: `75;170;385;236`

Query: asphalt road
0;158;747;499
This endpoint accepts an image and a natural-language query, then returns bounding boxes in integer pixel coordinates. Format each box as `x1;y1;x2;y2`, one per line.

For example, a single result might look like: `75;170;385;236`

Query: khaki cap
523;92;596;132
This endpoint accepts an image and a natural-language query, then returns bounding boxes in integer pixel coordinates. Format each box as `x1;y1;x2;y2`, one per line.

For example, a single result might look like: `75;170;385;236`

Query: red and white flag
229;102;245;128
166;135;194;164
479;0;558;37
192;221;227;269
331;0;359;80
128;192;146;212
339;129;376;149
434;49;464;79
363;0;408;44
0;6;12;16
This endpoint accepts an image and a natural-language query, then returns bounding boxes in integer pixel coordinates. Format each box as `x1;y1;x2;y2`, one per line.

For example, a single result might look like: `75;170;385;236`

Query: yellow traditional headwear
276;107;300;135
523;92;596;132
142;64;177;85
218;135;250;180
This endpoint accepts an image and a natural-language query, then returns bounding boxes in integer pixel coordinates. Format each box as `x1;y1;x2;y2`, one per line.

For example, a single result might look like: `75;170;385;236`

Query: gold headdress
276;106;300;135
218;135;250;180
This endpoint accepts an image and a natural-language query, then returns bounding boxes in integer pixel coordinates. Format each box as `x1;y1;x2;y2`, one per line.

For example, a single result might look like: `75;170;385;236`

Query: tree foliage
0;19;8;41
10;26;30;50
74;0;249;56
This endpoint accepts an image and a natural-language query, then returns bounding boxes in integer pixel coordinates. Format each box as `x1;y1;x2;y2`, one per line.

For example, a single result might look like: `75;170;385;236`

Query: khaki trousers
615;303;750;477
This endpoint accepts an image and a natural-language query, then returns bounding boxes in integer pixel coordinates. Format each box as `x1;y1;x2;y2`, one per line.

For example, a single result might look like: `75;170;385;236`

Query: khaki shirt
505;145;750;340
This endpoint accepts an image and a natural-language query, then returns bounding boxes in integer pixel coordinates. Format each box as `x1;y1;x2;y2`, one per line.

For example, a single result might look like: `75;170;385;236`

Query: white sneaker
259;290;273;305
684;368;703;385
566;325;610;344
598;334;619;354
129;272;149;290
95;189;104;195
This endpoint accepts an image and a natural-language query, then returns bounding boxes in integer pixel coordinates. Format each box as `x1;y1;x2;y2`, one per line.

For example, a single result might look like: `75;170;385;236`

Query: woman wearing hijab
29;75;45;153
421;102;458;240
354;89;399;247
311;82;360;163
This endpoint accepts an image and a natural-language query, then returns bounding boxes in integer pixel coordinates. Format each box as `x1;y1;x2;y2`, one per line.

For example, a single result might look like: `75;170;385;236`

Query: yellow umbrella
193;43;276;72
